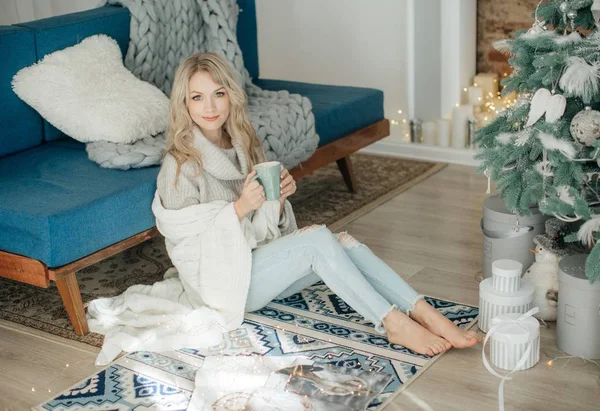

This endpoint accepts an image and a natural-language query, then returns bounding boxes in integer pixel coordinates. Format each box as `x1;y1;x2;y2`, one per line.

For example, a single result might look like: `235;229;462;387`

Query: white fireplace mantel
406;0;477;122
366;0;479;165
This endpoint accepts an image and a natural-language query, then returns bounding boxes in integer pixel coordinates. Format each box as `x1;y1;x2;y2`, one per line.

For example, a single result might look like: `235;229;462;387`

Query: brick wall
477;0;540;75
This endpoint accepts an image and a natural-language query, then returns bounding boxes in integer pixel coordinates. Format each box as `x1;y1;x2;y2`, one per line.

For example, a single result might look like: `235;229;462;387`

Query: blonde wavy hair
165;52;265;183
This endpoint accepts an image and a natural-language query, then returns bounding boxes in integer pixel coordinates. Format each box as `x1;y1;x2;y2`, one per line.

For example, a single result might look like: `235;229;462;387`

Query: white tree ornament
526;88;567;127
592;0;600;29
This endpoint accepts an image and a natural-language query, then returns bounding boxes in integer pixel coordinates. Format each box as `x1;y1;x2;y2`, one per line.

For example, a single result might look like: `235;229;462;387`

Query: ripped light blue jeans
244;225;423;334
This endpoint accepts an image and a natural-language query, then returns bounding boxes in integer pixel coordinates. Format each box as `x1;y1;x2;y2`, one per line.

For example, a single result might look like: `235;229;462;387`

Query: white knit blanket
92;0;319;169
87;193;282;365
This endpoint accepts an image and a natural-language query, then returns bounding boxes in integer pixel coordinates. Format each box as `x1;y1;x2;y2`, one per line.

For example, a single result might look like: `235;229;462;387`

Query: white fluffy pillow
12;34;169;144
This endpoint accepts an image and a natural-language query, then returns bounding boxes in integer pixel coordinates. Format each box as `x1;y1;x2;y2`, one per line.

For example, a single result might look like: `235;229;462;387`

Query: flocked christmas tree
475;0;600;282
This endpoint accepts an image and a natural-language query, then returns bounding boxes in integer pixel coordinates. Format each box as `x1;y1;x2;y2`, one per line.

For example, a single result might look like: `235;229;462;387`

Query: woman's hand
234;171;265;220
279;168;296;204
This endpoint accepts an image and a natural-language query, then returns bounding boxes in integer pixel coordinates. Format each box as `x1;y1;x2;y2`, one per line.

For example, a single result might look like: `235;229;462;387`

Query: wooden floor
1;164;599;410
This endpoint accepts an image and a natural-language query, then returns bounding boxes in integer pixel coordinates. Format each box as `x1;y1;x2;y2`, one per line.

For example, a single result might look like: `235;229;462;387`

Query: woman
156;52;478;357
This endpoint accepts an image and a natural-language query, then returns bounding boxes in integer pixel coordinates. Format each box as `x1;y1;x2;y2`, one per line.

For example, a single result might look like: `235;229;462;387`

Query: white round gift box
556;254;600;359
490;312;540;371
479;278;534;332
492;259;522;293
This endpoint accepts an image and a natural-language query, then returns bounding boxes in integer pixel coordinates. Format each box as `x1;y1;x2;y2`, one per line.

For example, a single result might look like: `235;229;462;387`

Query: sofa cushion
0;141;159;267
253;79;384;147
12;34;169;145
0;26;43;157
16;5;131;143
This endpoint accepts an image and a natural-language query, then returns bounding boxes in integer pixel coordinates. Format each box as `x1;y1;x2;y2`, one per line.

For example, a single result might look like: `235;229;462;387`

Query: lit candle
422;121;436;145
437;118;451;147
473;73;499;98
468;86;483;106
452;105;474;148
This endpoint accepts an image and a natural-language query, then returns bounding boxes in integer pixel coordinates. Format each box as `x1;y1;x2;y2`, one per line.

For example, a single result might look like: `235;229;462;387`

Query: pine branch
476;2;600;279
585;242;600;282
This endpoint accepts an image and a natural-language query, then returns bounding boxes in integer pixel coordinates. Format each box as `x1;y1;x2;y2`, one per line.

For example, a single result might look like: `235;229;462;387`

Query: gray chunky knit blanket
89;0;319;169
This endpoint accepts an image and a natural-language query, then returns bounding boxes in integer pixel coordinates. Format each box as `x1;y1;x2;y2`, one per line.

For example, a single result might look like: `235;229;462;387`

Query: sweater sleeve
278;200;298;236
156;154;203;210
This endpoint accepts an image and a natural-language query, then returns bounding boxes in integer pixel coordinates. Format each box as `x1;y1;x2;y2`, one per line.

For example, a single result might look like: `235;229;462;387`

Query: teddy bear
522;218;581;321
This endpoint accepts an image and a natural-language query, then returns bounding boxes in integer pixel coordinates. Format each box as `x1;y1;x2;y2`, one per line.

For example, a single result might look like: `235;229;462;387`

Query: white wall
0;0;100;25
441;0;477;119
256;0;476;142
256;0;410;140
411;0;442;122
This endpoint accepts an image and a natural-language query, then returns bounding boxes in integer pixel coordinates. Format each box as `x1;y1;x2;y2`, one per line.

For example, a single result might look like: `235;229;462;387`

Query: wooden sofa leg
55;272;89;336
336;156;357;193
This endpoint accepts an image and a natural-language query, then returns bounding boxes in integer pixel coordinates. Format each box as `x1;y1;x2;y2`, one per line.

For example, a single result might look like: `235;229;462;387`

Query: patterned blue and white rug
36;282;478;410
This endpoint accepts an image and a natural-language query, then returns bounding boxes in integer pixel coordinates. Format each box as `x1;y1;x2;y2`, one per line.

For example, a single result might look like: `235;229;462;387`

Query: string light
25;355;105;408
33;318;373;409
545;354;600;370
478;86;516;125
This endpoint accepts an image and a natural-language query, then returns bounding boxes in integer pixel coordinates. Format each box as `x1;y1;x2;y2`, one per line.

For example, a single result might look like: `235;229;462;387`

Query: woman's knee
337;232;362;249
293;224;331;237
292;224;336;246
293;226;364;250
294;224;327;234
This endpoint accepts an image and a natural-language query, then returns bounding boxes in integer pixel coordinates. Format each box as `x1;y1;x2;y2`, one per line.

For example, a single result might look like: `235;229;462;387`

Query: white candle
474;73;499;98
468;86;483;106
437;119;451;147
422;121;436;145
452;105;474;148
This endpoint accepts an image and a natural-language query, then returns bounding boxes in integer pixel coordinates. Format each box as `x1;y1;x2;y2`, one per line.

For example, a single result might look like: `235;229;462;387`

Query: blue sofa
0;0;389;335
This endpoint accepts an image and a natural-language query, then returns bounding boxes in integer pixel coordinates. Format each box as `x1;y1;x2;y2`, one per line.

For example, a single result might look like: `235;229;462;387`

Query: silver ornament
528;19;547;34
570;107;600;146
567;9;578;31
559;2;569;13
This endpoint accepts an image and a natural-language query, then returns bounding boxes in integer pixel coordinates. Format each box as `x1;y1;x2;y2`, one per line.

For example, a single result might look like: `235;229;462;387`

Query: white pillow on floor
12;34;168;144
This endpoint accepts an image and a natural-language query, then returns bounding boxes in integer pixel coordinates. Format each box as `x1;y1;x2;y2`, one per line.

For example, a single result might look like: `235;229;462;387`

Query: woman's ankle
409;299;432;323
382;307;410;331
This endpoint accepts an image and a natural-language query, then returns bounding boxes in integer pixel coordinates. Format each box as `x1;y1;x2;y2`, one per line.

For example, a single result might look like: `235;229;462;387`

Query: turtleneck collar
192;126;249;180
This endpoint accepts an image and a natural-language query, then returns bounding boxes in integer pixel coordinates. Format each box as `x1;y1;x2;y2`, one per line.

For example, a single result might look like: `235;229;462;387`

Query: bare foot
410;300;478;349
383;309;450;356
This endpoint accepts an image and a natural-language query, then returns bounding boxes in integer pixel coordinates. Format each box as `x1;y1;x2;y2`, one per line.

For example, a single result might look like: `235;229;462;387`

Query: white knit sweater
156;127;297;236
87;194;283;365
87;128;298;365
